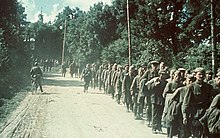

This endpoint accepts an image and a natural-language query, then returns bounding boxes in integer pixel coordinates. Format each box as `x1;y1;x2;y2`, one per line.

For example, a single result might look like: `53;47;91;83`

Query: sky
20;0;112;23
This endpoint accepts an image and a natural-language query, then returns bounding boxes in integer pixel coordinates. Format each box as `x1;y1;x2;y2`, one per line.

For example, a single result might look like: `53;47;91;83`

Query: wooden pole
127;0;131;66
211;0;217;76
62;20;67;65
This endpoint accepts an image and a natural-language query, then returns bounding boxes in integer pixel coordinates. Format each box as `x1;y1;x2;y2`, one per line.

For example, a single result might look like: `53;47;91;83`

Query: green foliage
0;0;31;99
186;43;212;70
101;38;128;64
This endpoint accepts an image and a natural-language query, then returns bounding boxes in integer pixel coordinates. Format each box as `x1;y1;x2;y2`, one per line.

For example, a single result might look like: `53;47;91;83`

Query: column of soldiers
80;61;220;138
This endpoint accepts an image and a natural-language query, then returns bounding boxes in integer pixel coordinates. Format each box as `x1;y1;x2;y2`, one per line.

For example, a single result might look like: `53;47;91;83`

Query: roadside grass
0;87;30;124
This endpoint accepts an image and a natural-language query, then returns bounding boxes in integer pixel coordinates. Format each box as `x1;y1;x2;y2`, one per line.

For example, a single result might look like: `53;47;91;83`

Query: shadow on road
43;73;61;78
43;79;83;87
43;73;84;87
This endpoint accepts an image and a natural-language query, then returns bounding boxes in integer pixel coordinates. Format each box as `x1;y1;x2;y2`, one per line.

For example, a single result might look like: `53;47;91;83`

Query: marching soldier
182;68;213;138
81;64;92;93
130;67;145;119
143;61;159;126
115;65;124;104
122;65;135;112
146;71;168;134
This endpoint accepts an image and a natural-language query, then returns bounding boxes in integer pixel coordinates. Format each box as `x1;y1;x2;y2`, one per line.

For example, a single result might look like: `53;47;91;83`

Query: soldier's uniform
108;64;117;99
122;66;135;112
81;64;92;92
30;62;43;92
130;71;141;118
137;76;147;118
204;70;214;86
61;63;67;77
169;83;194;138
146;71;168;133
199;94;220;138
115;66;123;104
96;65;103;91
69;61;75;77
103;65;111;94
162;70;184;136
182;68;213;138
143;61;159;125
91;64;98;89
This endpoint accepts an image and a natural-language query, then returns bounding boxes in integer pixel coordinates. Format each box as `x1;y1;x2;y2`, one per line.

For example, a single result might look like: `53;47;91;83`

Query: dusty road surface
0;72;167;138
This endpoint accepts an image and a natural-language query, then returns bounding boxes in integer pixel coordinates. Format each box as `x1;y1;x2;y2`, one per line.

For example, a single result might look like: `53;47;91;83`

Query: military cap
194;67;205;73
117;65;123;69
206;70;213;75
178;68;186;71
150;60;159;64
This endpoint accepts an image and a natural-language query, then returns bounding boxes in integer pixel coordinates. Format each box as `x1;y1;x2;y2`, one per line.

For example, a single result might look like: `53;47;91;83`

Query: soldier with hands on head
146;70;168;134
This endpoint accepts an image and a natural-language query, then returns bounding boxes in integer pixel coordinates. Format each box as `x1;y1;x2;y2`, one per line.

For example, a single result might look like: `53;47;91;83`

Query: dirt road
0;72;167;138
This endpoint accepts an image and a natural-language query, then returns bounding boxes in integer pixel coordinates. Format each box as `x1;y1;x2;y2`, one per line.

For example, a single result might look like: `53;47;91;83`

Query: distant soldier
30;62;43;92
96;65;104;91
115;65;124;104
122;65;135;112
61;62;67;77
101;64;109;94
182;68;213;138
105;64;112;94
81;64;92;93
48;59;54;71
69;61;75;78
74;62;79;78
91;63;98;89
178;68;186;84
107;64;114;97
45;59;49;71
130;67;145;119
167;69;176;82
204;70;214;86
109;63;117;99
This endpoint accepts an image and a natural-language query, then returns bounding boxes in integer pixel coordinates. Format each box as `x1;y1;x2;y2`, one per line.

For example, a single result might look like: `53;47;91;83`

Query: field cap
206;70;213;75
194;67;205;74
178;68;186;71
150;60;159;64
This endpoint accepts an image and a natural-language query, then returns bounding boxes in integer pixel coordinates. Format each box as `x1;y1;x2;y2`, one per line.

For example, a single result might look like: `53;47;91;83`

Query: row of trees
0;0;31;100
56;0;220;71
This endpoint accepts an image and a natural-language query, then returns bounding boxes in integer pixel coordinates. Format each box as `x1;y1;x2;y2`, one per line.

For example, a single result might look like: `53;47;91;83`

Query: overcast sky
20;0;112;23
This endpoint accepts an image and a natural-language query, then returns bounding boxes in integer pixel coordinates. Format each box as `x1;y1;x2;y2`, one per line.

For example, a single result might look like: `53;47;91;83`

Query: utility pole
62;20;67;65
127;0;131;66
211;0;217;76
